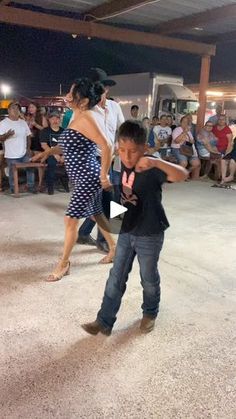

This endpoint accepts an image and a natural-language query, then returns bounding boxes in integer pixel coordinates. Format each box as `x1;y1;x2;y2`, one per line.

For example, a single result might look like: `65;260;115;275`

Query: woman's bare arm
173;131;189;144
199;136;219;153
225;133;233;154
32;115;48;131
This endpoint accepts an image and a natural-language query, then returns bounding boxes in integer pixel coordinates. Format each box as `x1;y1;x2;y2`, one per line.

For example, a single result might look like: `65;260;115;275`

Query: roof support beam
0;1;11;5
0;6;216;56
203;30;236;44
84;0;158;20
153;4;236;35
197;55;211;130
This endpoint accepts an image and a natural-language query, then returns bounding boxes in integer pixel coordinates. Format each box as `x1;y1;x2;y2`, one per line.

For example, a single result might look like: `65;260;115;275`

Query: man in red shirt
212;114;233;183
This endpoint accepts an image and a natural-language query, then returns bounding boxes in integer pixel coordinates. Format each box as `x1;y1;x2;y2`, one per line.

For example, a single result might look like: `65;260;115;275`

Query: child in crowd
82;121;188;335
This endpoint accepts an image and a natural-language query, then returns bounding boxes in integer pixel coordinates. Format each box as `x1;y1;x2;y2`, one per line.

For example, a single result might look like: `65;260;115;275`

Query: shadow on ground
0;320;142;411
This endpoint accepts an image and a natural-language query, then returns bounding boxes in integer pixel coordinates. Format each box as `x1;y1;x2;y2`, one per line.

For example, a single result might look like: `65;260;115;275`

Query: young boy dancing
82;121;187;335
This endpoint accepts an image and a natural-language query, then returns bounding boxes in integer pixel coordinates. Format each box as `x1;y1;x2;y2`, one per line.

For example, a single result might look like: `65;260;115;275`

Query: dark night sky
0;23;235;98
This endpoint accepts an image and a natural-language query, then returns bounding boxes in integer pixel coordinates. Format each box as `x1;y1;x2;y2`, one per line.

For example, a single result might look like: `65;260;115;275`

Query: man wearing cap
77;68;125;253
0;102;35;193
40;110;65;195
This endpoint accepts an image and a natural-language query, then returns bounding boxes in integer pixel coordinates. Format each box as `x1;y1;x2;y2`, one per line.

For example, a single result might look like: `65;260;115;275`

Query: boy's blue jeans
97;231;164;331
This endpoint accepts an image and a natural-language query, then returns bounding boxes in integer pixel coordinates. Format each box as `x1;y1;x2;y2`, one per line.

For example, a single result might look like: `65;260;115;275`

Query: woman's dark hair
28;102;43;125
118;120;147;145
72;78;104;109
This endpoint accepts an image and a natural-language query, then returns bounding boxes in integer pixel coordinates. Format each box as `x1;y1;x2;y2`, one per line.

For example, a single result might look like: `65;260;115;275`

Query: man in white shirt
78;68;125;253
152;114;172;158
0;102;35;193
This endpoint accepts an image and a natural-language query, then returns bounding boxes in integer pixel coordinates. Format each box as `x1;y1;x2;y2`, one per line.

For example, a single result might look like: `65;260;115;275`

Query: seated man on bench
40;110;66;195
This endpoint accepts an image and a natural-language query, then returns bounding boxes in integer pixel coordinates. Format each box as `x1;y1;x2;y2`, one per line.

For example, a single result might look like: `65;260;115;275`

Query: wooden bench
13;162;46;196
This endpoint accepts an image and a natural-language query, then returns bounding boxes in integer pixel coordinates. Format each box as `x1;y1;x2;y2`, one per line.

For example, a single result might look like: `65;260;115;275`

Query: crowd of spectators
139;106;236;184
0;99;235;195
0;102;69;194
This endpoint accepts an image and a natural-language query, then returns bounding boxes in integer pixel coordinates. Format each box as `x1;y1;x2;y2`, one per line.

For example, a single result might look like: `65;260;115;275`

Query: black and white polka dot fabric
58;128;103;219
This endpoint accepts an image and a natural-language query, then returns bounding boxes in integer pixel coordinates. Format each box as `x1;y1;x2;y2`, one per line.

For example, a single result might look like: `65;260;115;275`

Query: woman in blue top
196;120;221;179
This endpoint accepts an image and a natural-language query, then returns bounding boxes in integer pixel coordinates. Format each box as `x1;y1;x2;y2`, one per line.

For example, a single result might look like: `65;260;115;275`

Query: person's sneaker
77;235;97;246
140;316;156;334
81;320;111;336
96;241;109;253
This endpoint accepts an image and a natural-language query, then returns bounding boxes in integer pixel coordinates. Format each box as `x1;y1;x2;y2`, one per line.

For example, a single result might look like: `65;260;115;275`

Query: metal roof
103;0;236;26
10;0;236;41
11;0;104;13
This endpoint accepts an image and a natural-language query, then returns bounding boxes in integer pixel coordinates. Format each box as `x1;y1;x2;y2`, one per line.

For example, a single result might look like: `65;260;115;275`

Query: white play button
110;201;127;219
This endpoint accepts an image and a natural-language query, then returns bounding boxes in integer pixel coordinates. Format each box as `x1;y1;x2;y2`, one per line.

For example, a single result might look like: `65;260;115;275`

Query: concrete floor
0;181;236;419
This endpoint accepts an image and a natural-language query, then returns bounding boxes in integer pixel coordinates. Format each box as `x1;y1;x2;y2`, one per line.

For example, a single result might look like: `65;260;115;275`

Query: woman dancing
33;78;115;281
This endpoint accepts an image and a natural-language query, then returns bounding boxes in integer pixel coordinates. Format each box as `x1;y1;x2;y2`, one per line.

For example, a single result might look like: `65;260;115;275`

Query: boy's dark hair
131;105;139;111
118;120;147;145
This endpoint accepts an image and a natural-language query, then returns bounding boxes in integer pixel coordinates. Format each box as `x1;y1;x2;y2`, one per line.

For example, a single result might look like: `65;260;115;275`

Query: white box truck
110;72;199;123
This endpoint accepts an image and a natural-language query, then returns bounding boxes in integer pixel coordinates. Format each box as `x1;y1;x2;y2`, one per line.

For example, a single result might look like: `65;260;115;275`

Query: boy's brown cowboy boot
81;320;111;336
140;316;156;333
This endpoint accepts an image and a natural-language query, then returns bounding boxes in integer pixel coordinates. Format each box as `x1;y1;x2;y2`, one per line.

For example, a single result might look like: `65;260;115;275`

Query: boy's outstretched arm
135;156;188;182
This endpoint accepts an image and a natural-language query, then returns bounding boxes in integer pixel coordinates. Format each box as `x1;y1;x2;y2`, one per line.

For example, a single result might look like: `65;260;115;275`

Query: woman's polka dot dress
58;128;103;219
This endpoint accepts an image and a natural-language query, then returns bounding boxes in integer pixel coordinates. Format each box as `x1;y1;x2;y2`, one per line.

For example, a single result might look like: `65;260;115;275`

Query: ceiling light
206;91;224;97
193;27;203;31
1;83;11;99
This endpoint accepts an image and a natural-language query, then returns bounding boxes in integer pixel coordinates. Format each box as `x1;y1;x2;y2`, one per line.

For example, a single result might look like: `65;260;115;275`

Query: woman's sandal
99;246;116;264
46;260;70;282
